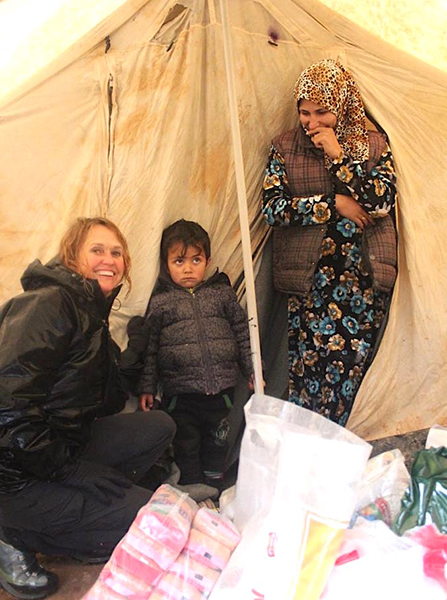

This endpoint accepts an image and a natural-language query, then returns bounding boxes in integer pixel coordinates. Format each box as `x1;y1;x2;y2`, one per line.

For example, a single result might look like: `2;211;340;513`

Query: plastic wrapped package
394;447;447;535
330;516;414;561
155;573;204;600
321;518;446;600
82;485;197;599
184;529;231;572
192;508;241;550
425;424;447;449
217;486;235;519
168;553;221;593
351;449;410;526
151;508;241;599
405;524;447;592
212;394;372;600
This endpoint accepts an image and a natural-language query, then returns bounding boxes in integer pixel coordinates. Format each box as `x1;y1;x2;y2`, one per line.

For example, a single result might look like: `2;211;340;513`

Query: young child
138;219;253;500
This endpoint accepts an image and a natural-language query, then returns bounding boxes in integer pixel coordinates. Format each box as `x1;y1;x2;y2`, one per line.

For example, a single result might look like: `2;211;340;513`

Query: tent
1;0;447;441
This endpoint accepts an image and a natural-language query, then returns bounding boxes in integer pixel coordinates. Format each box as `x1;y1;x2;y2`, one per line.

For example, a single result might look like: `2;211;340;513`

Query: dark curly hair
160;219;211;265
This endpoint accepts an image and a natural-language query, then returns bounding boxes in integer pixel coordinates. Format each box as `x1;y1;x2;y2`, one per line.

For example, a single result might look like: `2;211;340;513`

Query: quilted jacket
0;258;125;492
138;270;253;398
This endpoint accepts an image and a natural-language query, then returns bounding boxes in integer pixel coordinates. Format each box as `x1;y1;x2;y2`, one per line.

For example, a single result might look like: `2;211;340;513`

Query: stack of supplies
83;484;197;599
83;487;241;600
151;507;241;599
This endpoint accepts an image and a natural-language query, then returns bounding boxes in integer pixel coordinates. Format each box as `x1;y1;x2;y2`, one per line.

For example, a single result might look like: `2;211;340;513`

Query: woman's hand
308;126;342;159
139;393;154;412
335;194;375;230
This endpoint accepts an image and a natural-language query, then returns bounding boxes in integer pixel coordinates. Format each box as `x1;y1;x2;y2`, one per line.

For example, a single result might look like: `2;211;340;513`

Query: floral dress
262;143;397;425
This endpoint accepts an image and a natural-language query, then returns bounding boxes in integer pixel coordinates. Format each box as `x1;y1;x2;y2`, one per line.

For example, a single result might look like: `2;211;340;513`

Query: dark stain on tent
116;72;191;146
118;64;150;95
268;27;279;46
116;108;160;146
189;142;230;202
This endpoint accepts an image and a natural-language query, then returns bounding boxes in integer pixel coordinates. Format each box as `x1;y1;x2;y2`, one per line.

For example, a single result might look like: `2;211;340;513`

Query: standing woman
262;59;397;425
0;217;175;600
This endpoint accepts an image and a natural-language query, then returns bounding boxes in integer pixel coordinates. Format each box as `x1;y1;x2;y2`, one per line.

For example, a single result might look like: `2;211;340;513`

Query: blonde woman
0;217;175;599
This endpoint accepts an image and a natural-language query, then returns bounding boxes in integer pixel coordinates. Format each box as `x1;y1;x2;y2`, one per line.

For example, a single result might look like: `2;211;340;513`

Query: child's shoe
204;472;226;494
172;483;219;502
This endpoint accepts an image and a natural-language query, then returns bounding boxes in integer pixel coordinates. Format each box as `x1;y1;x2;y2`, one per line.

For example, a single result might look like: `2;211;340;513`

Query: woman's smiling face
77;225;125;296
298;99;337;132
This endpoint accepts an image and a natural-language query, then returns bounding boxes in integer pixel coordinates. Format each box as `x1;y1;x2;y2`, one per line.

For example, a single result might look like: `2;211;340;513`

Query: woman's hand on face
139;393;154;412
335;194;375;230
308;126;342;159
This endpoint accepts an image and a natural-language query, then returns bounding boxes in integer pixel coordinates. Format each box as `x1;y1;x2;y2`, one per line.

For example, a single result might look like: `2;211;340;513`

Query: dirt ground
0;555;102;600
0;428;430;600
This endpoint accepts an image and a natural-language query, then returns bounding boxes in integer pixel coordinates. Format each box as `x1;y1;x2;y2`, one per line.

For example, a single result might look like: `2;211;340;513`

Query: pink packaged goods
169;552;220;593
151;511;242;599
126;485;197;569
192;508;241;551
139;485;198;559
82;485;197;600
183;528;231;572
83;566;155;599
156;572;203;600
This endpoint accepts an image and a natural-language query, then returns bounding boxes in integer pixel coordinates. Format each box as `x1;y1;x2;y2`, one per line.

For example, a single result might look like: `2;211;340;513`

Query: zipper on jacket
189;290;214;395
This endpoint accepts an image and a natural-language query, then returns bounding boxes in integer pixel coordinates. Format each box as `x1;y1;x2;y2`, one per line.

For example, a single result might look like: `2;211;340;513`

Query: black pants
165;390;233;484
0;411;176;556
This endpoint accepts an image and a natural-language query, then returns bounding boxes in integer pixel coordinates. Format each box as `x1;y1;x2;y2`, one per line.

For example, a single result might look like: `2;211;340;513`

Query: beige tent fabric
0;0;154;110
0;0;447;439
319;0;447;72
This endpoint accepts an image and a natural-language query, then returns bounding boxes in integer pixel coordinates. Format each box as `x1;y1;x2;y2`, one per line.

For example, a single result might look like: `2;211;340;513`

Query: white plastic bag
426;423;447;449
352;449;410;525
321;518;446;600
212;394;372;600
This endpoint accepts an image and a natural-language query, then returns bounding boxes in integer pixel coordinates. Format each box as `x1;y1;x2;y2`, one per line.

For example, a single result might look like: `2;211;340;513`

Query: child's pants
164;389;234;485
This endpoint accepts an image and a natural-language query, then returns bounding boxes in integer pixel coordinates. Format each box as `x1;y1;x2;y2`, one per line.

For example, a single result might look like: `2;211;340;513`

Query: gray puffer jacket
138;271;252;397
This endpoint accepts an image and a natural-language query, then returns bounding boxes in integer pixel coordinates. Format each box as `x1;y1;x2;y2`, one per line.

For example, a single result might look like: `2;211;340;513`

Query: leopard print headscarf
293;59;369;163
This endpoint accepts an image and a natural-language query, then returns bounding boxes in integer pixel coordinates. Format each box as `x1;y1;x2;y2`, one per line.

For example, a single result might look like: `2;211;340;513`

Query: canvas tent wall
0;0;447;441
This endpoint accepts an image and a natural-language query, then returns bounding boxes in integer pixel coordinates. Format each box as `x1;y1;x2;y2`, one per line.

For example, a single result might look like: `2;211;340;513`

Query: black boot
0;540;58;599
71;551;110;565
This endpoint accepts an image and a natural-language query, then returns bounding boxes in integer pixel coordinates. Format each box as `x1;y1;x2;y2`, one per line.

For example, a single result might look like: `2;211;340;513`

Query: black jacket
137;271;253;398
0;258;126;492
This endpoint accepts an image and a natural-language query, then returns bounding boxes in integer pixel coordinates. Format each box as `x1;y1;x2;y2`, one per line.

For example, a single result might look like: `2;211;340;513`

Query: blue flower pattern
262;146;335;227
262;141;396;424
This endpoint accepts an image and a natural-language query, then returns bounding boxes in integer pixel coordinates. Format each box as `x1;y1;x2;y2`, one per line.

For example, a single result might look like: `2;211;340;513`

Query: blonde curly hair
59;217;132;290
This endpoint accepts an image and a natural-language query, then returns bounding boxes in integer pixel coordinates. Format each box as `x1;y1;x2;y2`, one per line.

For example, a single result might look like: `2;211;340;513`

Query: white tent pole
218;0;264;393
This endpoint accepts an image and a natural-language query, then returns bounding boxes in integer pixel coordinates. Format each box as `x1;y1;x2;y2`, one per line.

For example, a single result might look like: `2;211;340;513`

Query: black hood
20;257;122;308
152;267;231;297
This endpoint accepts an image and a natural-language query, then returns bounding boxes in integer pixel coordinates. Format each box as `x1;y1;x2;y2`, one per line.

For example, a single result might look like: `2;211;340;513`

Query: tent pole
218;0;264;394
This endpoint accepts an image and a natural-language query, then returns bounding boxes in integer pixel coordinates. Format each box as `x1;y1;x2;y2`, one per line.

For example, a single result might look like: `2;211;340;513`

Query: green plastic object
393;447;447;535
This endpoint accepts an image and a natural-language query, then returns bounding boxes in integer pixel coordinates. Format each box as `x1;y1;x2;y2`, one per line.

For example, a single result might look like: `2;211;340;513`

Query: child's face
167;243;210;288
